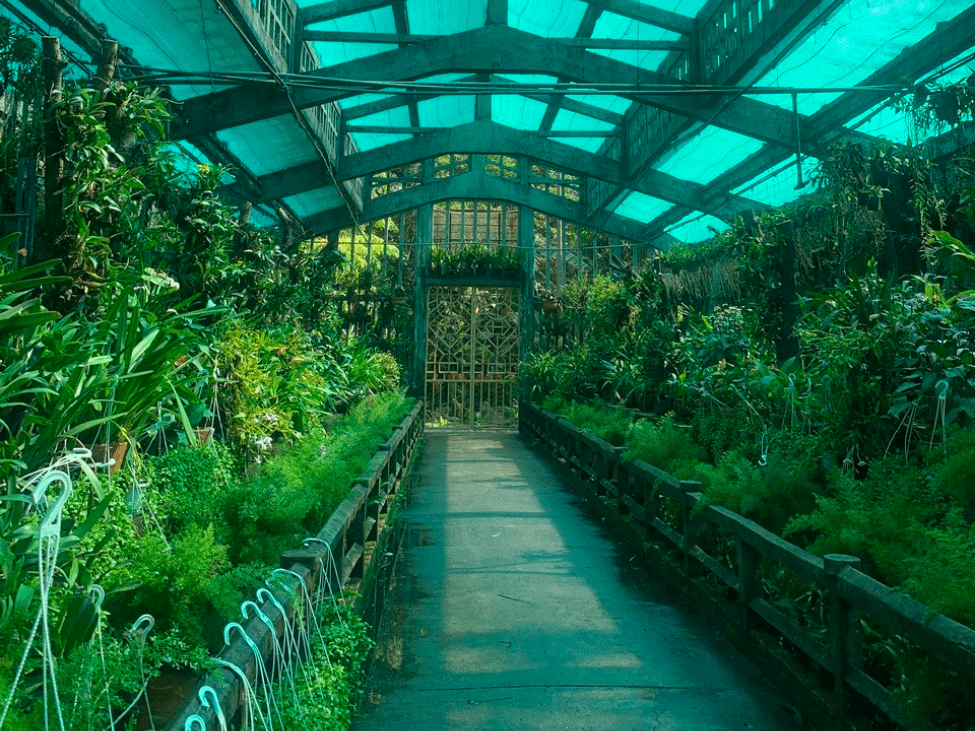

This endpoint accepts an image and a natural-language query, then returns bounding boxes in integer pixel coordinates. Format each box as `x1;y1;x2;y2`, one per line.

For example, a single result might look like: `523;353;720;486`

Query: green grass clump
226;391;414;563
926;426;975;514
542;396;635;446
623;416;709;477
695;450;819;534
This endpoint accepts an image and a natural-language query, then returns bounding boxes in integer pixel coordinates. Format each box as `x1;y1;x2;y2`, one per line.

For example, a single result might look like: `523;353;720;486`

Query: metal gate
425;286;519;427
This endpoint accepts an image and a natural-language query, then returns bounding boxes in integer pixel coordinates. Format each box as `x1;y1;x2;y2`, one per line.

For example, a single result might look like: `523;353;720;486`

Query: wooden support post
413;202;433;396
615;452;629;506
736;534;760;634
775;219;799;363
94;39;119;93
679;480;703;576
37;36;67;265
238;201;253;227
642;475;656;542
824;554;861;724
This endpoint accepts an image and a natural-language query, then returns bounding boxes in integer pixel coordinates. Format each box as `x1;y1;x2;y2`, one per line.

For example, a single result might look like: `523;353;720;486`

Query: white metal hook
198;685;228;731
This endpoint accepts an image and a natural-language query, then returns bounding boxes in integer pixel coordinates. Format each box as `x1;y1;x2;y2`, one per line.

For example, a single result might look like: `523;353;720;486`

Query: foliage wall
0;18;404;729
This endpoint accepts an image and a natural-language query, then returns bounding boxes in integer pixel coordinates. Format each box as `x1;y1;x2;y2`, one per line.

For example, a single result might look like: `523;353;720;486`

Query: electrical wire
210;0;366;241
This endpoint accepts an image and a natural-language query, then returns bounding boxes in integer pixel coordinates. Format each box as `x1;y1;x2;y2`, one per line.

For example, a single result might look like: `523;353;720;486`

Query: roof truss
303;167;652;241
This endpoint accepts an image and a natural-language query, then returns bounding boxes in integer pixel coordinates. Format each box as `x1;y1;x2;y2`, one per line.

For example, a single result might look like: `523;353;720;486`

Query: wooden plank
705;504;826;581
846;669;941;731
750;597;832;670
838;569;975;676
690;546;738;590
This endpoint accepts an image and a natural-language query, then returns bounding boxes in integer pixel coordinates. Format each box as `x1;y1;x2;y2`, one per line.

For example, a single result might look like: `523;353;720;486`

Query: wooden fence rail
163;400;424;731
522;403;975;731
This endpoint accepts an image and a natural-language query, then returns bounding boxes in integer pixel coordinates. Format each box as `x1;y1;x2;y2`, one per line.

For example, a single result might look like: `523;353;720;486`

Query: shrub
624;416;709;477
926;426;975;513
223;391;413;563
902;519;975;628
543;396;635;446
697;449;820;534
118;524;232;650
150;441;238;533
783;462;941;585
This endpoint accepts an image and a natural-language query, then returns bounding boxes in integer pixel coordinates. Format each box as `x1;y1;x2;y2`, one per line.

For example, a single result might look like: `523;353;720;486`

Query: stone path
353;430;802;731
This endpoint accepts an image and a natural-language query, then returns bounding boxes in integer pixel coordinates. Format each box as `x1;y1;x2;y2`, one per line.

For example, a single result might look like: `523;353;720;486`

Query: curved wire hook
131;613;155;641
198;685;228;731
32;470;73;538
184;715;207;731
224;622;263;664
241;601;276;637
213;658;270;731
255;588;287;619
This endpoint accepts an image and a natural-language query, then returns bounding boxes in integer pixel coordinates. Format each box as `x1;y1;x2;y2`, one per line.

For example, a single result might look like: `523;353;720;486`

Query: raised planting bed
161;400;424;730
521;403;975;731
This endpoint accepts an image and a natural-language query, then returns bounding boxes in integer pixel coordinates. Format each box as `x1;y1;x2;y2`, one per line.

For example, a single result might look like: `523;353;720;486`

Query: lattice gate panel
425;286;520;428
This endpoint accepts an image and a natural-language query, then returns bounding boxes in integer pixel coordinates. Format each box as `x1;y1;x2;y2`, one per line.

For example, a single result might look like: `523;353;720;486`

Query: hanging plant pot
89;441;129;472
194;427;215;444
542;297;560;315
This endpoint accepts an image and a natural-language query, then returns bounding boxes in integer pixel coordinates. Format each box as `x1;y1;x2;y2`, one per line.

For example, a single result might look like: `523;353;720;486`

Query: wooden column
36;36;67;265
94;39;119;92
413;201;433;396
519;204;535;360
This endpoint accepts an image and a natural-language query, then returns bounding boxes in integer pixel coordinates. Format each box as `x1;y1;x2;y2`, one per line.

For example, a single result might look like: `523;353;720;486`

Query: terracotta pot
194;427;214;444
133;668;202;730
89;441;129;472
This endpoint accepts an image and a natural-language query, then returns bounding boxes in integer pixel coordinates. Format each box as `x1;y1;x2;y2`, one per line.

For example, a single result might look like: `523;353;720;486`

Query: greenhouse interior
0;0;974;729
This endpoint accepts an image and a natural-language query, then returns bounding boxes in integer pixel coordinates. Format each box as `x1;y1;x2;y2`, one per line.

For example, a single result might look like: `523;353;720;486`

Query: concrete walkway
355;430;802;731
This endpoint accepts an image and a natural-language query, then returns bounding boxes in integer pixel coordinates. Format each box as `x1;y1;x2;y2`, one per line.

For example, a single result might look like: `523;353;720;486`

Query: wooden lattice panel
425;286;519;428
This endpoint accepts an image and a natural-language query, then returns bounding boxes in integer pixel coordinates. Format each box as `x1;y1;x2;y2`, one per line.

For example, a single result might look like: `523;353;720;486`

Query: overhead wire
209;0;367;242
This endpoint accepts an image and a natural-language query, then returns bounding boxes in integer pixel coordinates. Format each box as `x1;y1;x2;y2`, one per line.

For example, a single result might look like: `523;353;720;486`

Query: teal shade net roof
23;0;972;238
731;162;818;210
283;187;347;219
590;13;679;73
666;213;729;244
493;96;552;131
750;0;972;117
217;115;325;175
509;0;590;38
79;0;262;100
340;92;395;110
614;192;674;223
417;96;477;127
656;127;766;185
407;0;488;34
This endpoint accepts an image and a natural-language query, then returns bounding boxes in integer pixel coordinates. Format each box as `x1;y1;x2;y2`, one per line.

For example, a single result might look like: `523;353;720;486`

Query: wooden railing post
616;453;630;511
351;494;368;580
679;481;703;576
824;554;861;723
736;534;760;634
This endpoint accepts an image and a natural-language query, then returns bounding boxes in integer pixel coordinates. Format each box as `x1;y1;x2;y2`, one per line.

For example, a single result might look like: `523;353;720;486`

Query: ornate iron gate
425;286;519;427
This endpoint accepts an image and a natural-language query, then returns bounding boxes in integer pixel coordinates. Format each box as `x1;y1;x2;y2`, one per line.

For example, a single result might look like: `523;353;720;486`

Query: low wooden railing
522;403;975;731
164;400;424;730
